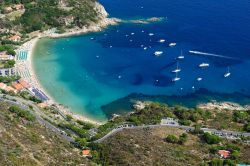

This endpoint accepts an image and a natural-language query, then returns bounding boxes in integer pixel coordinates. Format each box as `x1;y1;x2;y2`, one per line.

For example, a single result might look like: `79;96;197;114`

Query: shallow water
33;0;250;122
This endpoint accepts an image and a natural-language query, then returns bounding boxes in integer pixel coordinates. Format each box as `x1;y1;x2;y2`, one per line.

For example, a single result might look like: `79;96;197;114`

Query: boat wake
189;50;237;60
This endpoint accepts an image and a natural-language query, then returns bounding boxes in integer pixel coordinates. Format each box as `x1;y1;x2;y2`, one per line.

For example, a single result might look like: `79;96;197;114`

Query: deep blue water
34;0;250;122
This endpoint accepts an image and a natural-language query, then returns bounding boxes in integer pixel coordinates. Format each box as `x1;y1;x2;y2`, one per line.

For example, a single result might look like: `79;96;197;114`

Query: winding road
0;94;74;143
95;124;250;143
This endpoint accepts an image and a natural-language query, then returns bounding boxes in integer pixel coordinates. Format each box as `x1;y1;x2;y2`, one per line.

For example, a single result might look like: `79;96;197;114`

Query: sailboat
177;50;184;59
224;67;231;78
172;62;181;73
172;72;181;82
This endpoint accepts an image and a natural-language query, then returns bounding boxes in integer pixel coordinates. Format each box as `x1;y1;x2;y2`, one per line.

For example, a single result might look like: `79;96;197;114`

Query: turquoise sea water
33;0;250;122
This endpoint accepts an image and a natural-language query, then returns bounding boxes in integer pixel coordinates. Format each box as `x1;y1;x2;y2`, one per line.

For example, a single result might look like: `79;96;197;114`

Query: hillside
97;127;250;166
0;101;91;166
0;0;106;43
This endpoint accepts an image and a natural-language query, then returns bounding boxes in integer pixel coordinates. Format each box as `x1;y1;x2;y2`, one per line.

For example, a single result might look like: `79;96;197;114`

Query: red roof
8;35;21;41
18;79;30;88
218;150;230;158
12;82;24;91
82;150;91;156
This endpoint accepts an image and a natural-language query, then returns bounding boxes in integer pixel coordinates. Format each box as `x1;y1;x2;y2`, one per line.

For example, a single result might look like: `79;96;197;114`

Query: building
0;82;17;93
0;83;7;90
218;150;230;159
161;117;179;126
0;51;14;61
0;68;15;76
82;150;91;157
18;79;30;88
12;82;24;91
8;35;21;42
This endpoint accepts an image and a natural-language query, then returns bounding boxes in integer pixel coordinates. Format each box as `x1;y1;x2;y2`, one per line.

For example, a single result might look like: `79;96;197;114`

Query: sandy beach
14;2;121;125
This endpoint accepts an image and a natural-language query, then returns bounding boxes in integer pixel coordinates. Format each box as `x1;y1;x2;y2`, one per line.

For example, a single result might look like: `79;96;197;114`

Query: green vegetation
58;122;87;138
165;134;179;143
9;105;35;121
93;102;248;141
92;126;250;166
0;75;20;83
1;0;100;34
233;110;250;132
3;60;15;68
203;132;222;144
0;101;90;165
19;91;42;103
0;44;16;55
165;133;188;145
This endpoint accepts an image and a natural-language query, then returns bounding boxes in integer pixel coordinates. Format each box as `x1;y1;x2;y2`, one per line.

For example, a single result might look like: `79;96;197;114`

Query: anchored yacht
172;73;181;82
154;51;163;56
197;77;203;81
172;62;181;73
159;39;166;43
169;43;177;47
177;50;184;59
199;63;209;68
224;67;231;78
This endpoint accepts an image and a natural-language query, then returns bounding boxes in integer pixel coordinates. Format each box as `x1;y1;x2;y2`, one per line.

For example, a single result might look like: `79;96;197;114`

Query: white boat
172;73;181;82
169;43;177;47
131;32;135;35
149;33;154;36
154;51;163;56
172;62;181;73
197;77;203;81
177;50;184;59
224;67;231;78
199;63;209;68
159;39;166;43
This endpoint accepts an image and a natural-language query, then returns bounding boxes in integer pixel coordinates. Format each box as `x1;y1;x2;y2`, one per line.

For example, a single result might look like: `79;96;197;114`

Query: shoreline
15;2;164;125
17;35;105;125
15;2;122;125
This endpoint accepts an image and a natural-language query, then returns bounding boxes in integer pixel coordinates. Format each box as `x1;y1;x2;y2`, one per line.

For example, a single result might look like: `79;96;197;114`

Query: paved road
0;94;74;143
95;124;250;143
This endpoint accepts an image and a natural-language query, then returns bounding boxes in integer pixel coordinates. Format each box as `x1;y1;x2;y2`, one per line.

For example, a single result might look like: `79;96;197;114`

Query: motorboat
159;39;166;43
199;63;209;68
154;51;163;56
169;43;177;47
224;67;231;78
197;77;203;81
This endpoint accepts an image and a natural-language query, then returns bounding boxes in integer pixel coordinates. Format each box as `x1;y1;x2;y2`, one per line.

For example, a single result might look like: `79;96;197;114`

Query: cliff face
94;2;109;19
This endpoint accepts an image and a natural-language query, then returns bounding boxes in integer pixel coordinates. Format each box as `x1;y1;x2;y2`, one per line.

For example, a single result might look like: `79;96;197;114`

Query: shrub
9;106;35;121
209;158;223;166
165;135;179;143
178;133;188;144
75;137;87;148
203;133;222;144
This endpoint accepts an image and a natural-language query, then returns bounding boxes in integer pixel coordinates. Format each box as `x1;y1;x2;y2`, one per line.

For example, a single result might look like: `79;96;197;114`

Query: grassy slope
100;127;250;166
0;102;91;166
